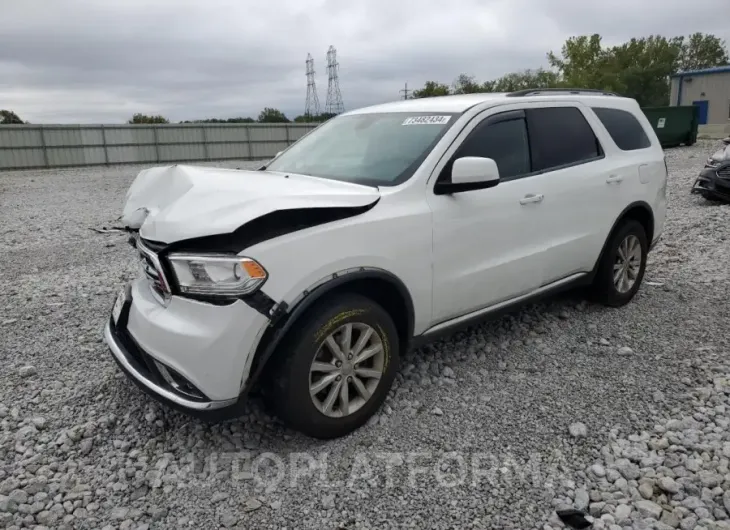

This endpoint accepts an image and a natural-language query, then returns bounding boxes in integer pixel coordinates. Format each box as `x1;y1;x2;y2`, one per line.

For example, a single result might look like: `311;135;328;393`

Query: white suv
105;89;667;439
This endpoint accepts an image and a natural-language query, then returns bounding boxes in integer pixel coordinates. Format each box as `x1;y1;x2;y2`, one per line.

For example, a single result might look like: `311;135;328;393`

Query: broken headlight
167;254;268;298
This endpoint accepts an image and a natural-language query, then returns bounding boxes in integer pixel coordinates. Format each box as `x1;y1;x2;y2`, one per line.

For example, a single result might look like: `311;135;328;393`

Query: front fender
240;267;415;398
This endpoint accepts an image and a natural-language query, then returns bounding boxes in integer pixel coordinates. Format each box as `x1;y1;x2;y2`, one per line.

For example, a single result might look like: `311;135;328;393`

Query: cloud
0;0;728;123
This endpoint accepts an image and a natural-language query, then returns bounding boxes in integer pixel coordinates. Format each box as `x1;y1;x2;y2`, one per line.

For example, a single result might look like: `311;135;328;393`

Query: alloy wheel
309;323;385;418
613;234;642;293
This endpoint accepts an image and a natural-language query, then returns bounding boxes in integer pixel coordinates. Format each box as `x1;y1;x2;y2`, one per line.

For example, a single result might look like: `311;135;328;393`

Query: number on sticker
402;115;451;126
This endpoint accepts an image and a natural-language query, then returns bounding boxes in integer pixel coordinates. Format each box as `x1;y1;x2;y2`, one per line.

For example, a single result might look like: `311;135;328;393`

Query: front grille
717;166;730;179
136;240;170;301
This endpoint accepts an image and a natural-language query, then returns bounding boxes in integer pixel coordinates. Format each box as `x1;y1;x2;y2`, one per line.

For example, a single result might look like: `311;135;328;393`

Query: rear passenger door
522;104;616;284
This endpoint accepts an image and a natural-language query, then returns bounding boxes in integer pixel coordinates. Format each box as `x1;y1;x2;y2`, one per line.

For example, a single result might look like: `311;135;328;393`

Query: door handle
519;193;544;205
606;175;624;183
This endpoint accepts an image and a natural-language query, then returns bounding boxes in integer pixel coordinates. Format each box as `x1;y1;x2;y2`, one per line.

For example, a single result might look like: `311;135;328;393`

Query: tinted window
592;107;651;151
451;117;530;179
526;107;602;171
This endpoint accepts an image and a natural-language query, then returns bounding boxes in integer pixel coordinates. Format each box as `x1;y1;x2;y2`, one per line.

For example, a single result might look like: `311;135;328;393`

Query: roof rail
506;88;620;97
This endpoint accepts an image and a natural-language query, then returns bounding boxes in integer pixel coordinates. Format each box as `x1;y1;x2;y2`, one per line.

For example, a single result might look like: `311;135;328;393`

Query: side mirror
434;156;500;195
722;137;730;145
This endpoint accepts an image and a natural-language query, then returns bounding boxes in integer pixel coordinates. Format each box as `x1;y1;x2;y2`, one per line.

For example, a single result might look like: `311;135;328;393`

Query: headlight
167;254;268;298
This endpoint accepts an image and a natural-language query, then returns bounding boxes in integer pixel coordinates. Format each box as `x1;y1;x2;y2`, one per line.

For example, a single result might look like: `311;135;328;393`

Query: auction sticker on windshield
402;116;451;125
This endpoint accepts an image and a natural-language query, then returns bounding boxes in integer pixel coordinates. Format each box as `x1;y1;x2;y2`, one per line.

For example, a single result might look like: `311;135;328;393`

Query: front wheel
589;220;648;307
267;293;399;439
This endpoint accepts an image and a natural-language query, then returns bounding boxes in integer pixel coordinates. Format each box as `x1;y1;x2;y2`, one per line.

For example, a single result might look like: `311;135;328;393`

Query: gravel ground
1;143;728;530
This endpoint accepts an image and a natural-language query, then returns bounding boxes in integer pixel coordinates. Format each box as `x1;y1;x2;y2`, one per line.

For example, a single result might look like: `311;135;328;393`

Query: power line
325;45;344;115
305;53;321;118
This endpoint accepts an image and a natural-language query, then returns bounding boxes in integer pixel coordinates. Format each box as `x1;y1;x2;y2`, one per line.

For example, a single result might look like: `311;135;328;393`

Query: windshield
265;112;458;186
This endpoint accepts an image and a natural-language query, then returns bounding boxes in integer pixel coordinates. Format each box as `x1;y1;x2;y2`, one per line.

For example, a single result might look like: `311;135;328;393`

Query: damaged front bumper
104;278;271;420
691;163;730;202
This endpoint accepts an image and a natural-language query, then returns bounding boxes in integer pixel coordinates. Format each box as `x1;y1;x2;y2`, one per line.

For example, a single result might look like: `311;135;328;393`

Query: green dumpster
641;105;699;148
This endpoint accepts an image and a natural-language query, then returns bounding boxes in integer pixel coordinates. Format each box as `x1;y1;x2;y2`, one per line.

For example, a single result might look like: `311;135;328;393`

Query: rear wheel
590;220;648;307
267;293;399;439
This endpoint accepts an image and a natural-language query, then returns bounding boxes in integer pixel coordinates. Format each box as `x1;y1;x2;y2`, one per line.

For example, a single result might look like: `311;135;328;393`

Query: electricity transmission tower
400;82;411;100
304;53;321;118
325;45;344;115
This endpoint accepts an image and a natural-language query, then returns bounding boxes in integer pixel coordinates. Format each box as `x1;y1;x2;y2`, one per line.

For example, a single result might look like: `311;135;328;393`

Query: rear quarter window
591;107;652;151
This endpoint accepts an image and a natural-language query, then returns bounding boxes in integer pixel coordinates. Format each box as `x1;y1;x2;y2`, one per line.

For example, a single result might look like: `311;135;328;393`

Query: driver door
426;109;548;324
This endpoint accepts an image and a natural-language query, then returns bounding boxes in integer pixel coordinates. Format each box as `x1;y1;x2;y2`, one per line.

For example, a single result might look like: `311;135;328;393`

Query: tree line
128;108;337;125
411;33;729;107
0;108;336;126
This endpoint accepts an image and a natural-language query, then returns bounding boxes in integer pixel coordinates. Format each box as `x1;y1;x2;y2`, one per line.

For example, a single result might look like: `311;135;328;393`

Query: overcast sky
1;0;728;124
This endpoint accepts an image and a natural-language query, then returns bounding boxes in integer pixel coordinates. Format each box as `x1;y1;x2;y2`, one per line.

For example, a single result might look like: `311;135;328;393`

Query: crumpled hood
121;165;380;243
710;144;730;163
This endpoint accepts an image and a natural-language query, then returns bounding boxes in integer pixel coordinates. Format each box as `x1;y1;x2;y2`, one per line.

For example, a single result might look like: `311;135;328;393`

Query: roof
344;93;511;115
671;65;730;78
344;91;634;115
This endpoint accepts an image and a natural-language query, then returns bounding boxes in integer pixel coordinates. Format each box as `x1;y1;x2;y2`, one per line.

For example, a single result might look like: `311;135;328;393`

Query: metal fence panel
251;141;289;159
104;127;156;145
0;127;43;148
289;127;313;141
106;145;158;164
248;125;288;142
0;148;45;169
207;142;250;159
159;144;206;162
205;126;249;142
47;146;107;166
0;123;318;170
43;128;81;147
156;127;205;144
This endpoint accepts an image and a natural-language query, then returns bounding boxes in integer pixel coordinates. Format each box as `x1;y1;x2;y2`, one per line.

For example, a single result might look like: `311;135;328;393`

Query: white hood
121;165;380;243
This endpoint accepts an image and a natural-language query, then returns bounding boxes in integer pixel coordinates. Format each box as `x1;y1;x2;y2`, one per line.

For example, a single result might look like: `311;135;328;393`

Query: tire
266;293;399;439
589;219;648;307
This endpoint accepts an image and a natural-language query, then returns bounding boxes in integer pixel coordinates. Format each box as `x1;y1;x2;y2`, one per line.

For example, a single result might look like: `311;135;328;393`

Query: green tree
411;32;729;106
487;69;562;92
451;74;482;94
547;33;729;106
128;113;169;124
257;108;289;123
411;81;451;98
678;32;730;71
547;34;615;90
0;110;24;124
293;112;336;123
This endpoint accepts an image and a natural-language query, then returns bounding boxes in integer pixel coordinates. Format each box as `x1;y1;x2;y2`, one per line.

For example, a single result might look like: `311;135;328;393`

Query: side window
591;107;651;151
526;107;603;172
445;116;530;181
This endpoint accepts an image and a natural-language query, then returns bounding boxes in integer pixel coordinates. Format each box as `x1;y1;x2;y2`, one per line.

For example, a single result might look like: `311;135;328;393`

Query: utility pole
399;82;411;100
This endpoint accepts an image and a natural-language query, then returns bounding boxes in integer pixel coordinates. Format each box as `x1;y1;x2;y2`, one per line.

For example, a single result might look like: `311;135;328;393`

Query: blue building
670;66;730;126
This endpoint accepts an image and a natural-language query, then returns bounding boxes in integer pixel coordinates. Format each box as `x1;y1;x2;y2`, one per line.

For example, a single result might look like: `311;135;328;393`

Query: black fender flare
591;200;654;276
240;268;415;397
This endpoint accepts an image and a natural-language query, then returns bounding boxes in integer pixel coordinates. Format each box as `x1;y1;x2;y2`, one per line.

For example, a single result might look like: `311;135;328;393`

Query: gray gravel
1;143;729;530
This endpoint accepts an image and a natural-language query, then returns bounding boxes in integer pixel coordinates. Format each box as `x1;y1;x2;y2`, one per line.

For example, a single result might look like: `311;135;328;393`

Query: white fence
0;123;319;171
